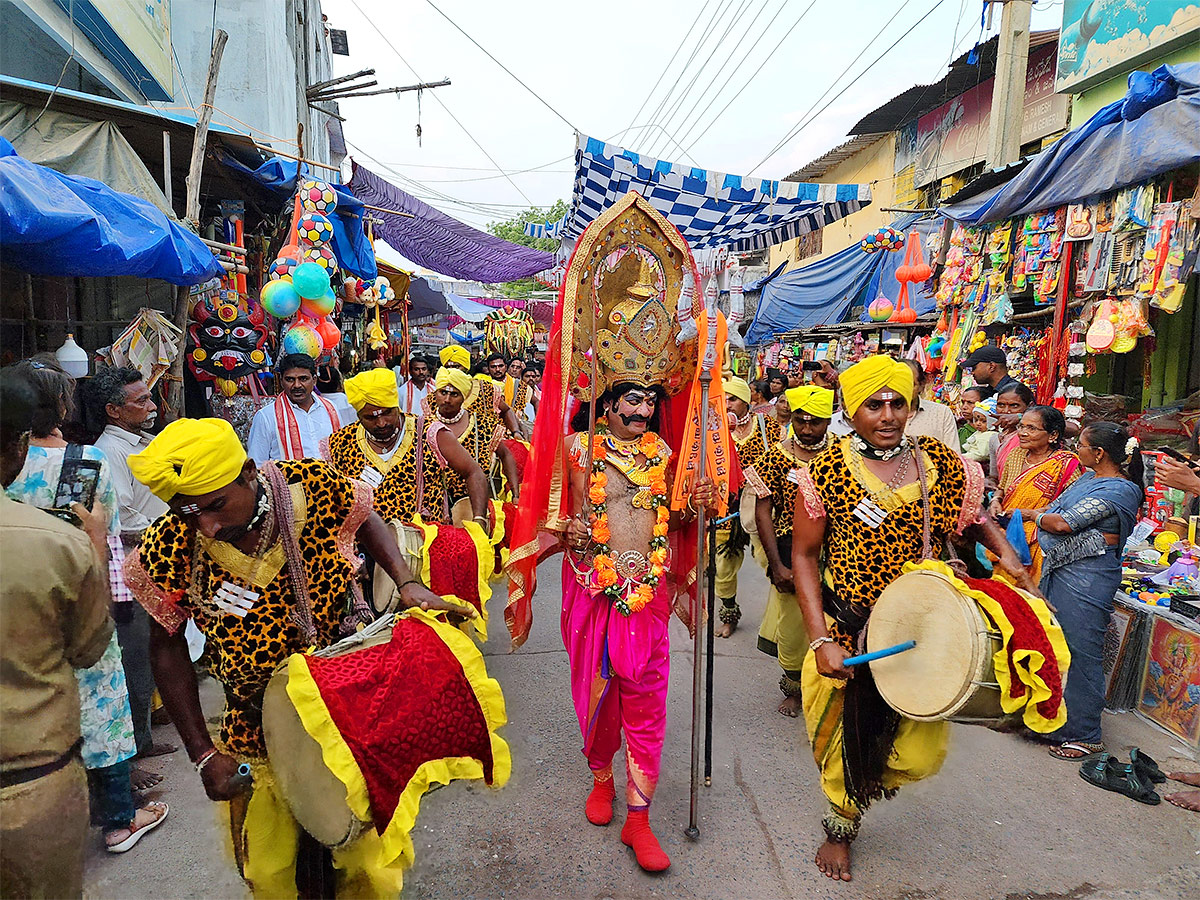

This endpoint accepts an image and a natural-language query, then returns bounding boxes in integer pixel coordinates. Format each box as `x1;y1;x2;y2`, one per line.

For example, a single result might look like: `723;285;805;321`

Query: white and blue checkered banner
525;133;872;252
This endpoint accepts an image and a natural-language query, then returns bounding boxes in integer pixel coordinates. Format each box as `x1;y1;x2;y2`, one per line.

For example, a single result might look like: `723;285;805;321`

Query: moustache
618;413;650;426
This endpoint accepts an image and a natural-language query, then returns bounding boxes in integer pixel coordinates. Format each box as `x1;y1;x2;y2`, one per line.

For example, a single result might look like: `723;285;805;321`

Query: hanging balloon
260;279;301;319
281;323;323;358
868;297;894;321
300;287;337;318
299;180;338;214
292;261;331;300
302;244;338;272
314;316;341;351
296;212;333;247
268;247;301;281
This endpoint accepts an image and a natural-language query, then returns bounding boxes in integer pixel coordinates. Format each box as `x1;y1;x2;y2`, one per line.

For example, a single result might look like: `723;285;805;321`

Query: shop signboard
55;0;173;101
1056;0;1200;94
914;42;1068;188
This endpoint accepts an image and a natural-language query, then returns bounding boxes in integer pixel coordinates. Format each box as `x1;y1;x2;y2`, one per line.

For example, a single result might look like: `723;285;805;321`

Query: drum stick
843;640;916;667
227;763;253;792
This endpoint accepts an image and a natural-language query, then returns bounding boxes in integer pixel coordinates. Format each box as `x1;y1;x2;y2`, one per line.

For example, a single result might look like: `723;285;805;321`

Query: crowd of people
1;328;1196;897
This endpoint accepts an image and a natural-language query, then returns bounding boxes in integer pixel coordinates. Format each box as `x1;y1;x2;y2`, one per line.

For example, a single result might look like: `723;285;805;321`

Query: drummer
790;356;1037;883
124;418;469;897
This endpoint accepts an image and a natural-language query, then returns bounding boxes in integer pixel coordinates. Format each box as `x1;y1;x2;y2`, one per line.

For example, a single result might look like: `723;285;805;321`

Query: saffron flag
671;309;734;516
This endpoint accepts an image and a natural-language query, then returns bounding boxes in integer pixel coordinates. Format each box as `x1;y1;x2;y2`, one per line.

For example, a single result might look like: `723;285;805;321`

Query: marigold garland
588;422;669;616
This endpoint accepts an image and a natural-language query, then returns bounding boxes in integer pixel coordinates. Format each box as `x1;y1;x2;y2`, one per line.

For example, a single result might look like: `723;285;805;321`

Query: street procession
3;2;1200;898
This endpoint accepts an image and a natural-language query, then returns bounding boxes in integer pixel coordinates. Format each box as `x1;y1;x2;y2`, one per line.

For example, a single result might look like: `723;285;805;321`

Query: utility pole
985;0;1033;169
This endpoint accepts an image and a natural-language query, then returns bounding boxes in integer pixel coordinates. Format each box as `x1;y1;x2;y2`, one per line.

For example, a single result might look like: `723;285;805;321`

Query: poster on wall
55;0;173;101
1056;0;1200;94
1136;616;1200;749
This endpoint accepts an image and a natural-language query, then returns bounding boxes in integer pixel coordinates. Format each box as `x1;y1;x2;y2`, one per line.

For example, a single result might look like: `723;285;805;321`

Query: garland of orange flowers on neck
588;420;669;616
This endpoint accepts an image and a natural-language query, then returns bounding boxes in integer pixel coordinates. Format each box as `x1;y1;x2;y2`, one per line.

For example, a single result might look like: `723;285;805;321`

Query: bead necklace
851;432;906;461
435;406;467;425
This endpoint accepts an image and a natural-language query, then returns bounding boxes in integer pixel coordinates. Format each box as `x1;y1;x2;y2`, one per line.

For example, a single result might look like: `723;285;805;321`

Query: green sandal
1130;747;1167;784
1079;754;1161;805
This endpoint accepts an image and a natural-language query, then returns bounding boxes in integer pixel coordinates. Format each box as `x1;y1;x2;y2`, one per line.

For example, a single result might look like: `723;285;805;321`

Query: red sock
585;777;615;825
620;809;670;872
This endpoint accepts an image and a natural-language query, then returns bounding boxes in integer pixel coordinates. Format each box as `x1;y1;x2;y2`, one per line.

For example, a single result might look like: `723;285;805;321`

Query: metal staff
703;515;717;786
686;366;711;840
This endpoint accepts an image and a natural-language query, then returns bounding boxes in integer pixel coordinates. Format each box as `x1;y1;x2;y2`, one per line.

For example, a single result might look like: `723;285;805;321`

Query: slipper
136;741;178;759
105;801;169;853
1049;740;1103;760
1129;748;1166;784
1079;755;1161;805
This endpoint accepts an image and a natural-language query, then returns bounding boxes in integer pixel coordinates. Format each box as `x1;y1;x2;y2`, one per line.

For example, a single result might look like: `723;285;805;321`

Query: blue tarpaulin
0;137;222;285
941;64;1200;224
746;215;939;343
216;150;377;280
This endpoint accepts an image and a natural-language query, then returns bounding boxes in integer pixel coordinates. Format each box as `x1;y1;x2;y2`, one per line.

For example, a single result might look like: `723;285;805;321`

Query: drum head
867;569;989;720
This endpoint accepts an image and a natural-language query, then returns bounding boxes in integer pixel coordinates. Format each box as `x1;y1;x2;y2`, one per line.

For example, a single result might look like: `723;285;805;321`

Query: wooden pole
165;28;227;422
162;130;172;210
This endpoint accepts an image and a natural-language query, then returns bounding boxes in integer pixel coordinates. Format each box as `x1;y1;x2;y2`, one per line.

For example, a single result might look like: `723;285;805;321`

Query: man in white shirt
247;354;343;463
900;358;962;452
87;366;176;760
393;353;432;415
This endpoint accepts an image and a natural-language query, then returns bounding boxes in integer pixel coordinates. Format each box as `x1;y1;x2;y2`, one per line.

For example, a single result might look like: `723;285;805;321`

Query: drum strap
914;439;933;561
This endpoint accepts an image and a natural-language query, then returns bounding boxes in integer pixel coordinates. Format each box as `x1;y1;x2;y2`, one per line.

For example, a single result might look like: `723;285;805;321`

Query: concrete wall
767;133;897;273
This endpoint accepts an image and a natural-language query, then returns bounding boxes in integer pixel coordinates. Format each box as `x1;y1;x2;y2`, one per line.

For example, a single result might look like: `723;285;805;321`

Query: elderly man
125;419;471;896
900;359;962;452
791;356;1036;882
247;354;348;464
88;367;177;764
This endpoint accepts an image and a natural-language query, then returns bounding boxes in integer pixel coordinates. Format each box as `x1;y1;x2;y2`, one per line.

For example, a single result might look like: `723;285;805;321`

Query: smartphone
1160;447;1200;471
802;360;822;372
53;457;102;512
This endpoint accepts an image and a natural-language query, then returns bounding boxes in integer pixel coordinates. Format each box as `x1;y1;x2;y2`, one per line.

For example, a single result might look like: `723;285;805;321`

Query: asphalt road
85;559;1200;899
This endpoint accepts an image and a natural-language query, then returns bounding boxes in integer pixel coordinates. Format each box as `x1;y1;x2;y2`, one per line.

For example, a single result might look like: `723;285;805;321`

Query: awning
347;163;554;283
541;133;872;252
0;138;222;285
217;150;377;280
746;215;938;344
940;63;1200;224
405;276;496;322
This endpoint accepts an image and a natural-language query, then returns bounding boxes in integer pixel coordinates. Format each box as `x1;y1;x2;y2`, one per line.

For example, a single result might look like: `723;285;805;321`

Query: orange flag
671;309;733;516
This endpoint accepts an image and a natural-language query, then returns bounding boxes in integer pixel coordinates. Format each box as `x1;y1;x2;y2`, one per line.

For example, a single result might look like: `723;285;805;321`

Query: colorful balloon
300;288;336;318
297;212;333;247
314;316;341;351
299;180;337;214
292;261;331;300
281;323;323;358
260;279;301;318
868;297;894;321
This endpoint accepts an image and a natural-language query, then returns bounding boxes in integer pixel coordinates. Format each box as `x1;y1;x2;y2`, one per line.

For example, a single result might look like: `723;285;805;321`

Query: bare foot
778;694;803;717
136;741;178;759
815;838;852;881
1165;790;1200;811
130;766;163;792
715;621;735;639
1167;772;1200;787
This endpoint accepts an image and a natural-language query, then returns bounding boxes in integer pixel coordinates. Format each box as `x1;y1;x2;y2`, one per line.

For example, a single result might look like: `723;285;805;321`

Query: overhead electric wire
346;0;536;206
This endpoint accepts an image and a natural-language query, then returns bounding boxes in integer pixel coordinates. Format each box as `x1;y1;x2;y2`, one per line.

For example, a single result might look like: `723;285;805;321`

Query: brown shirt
1;495;112;771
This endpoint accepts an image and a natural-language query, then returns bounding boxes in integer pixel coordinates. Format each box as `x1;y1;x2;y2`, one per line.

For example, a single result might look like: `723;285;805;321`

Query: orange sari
999;449;1083;581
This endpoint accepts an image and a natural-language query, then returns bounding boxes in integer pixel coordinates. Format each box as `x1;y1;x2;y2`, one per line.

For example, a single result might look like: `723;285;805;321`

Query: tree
487;200;568;298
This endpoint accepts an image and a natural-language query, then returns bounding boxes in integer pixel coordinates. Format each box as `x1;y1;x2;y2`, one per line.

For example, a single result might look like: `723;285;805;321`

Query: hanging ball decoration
281;323;323;358
302;244;338;272
296;212;333;247
260;279;301;319
292;261;331;300
860;232;879;253
299;179;338;214
314;316;341;351
300;287;337;318
868;296;894;321
268;248;301;281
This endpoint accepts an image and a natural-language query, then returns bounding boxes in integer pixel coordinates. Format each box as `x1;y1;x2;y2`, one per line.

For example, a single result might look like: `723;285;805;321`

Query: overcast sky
327;0;1063;273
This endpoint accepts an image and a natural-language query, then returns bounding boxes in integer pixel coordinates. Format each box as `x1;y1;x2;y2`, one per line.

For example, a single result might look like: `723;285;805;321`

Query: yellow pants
801;640;948;840
752;539;809;678
713;527;745;600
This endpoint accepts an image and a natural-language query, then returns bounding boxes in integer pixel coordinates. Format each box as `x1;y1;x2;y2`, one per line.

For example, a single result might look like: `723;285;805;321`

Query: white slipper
105;801;168;853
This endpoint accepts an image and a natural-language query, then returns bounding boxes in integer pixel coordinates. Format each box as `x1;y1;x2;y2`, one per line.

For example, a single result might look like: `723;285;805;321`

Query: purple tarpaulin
348;163;554;283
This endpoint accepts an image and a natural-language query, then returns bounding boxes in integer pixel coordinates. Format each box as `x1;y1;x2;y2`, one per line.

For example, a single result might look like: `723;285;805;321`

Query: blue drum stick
843;640;916;667
228;763;253;791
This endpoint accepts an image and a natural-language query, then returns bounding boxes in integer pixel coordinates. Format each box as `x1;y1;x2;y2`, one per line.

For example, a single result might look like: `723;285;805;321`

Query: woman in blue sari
1034;422;1144;760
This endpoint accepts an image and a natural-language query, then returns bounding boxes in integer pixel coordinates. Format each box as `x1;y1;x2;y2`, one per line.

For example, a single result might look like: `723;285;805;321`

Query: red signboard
915;42;1068;187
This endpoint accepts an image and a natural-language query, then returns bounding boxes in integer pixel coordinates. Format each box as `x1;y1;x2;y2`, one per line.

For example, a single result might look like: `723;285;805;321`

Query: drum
738;488;758;536
867;567;1008;725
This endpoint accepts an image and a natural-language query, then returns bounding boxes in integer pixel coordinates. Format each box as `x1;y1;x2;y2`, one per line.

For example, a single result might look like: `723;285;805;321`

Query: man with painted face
751;385;833;718
790;356;1037;883
247;354;346;464
125;418;471;896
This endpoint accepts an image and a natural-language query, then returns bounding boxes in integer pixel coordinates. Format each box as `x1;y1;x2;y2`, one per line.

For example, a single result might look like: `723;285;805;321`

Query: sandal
105;801;169;853
1129;748;1166;784
1079;754;1161;805
1048;740;1103;760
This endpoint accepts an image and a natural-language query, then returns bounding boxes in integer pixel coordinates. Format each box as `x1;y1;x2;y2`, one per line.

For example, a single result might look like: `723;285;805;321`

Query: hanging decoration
482;306;536;359
860;226;906;254
889;229;930;323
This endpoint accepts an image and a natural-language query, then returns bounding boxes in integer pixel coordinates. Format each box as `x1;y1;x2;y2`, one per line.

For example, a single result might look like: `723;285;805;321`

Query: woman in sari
991;382;1033;477
991;405;1082;582
1035;422;1144;759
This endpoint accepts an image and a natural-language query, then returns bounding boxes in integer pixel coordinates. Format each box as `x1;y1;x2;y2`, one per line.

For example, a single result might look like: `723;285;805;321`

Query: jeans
88;759;136;830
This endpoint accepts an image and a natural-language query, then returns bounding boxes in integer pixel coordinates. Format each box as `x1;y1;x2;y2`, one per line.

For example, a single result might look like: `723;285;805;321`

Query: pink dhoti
560;559;670;810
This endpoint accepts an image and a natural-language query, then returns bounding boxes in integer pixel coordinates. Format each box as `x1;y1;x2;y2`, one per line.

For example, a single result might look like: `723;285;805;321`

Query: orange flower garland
588;421;669;615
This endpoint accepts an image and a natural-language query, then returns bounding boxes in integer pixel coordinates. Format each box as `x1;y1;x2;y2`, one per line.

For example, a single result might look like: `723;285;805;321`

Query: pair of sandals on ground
1052;742;1200;810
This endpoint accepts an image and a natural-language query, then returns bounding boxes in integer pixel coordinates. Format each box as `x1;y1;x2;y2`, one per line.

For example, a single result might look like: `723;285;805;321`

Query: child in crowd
962;396;998;472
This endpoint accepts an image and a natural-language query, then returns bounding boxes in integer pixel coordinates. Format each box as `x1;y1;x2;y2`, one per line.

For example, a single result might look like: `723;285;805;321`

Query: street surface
86;560;1200;899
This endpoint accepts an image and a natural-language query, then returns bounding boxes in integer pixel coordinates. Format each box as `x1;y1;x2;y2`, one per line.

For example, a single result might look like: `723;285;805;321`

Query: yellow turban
344;369;399;412
785;385;834;418
439;345;471;369
129;418;247;502
435;367;473;398
723;377;752;406
839;355;914;418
